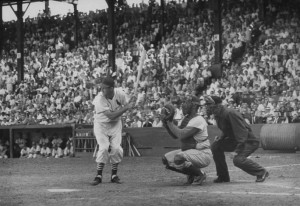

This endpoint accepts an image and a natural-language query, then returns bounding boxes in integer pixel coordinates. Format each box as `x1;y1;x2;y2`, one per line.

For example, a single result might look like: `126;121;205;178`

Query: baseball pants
164;148;212;170
211;138;266;179
93;120;123;164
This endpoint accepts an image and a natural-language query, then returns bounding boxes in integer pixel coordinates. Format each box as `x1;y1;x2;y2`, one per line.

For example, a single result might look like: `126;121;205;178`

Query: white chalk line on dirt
263;183;300;190
48;189;82;193
61;194;169;201
224;180;300;191
266;164;300;169
232;181;300;191
64;197;101;200
206;163;300;175
176;190;300;197
59;191;300;201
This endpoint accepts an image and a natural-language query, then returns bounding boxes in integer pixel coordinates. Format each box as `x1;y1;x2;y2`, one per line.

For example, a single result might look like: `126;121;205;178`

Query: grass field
1;150;300;206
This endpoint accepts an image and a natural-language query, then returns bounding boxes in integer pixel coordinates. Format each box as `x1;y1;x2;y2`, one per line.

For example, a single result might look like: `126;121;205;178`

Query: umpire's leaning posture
202;96;269;183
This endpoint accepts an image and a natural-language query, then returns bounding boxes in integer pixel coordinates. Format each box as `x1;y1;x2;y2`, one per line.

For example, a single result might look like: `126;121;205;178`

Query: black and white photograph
0;0;300;205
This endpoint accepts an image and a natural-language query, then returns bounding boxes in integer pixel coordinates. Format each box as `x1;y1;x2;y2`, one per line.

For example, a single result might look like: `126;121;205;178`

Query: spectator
28;142;39;158
272;110;284;124
51;134;63;158
152;115;163;127
40;143;52;157
290;111;300;123
52;144;63;158
142;116;153;127
63;136;74;157
15;136;26;149
131;116;142;127
0;141;8;159
20;146;30;158
0;0;299;132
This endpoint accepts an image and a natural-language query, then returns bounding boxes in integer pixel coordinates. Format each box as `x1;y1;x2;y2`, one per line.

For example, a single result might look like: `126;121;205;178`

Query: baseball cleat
111;175;121;184
256;170;269;182
184;175;195;185
213;176;230;183
194;172;207;185
91;176;102;186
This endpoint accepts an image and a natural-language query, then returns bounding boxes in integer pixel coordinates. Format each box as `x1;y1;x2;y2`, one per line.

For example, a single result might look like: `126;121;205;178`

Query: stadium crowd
0;0;300;156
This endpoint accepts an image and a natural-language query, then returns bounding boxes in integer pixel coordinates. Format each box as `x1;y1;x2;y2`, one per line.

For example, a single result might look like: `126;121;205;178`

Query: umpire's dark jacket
216;108;259;153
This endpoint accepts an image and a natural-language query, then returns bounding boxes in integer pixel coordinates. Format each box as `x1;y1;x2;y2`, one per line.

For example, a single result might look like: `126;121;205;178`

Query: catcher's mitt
161;104;175;122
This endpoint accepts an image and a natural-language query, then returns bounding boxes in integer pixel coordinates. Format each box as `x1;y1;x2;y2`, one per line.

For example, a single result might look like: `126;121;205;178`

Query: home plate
48;189;81;193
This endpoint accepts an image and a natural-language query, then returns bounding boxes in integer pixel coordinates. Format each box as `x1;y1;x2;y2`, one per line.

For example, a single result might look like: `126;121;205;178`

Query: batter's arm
104;97;136;120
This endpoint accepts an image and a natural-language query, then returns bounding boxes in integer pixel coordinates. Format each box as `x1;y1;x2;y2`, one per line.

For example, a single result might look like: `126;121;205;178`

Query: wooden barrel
260;124;300;151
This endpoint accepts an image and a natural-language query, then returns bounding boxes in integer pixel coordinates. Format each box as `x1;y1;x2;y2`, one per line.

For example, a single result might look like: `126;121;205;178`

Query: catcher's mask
181;95;200;116
200;95;222;116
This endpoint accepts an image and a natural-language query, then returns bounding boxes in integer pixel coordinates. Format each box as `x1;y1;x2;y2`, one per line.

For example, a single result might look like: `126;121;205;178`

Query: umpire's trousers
211;138;266;180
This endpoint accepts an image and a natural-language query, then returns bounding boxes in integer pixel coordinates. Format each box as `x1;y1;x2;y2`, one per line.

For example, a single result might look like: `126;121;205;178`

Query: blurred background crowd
0;0;300;133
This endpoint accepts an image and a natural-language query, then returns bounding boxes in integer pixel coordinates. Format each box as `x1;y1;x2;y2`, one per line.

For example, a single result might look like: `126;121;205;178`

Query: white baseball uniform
164;115;212;170
52;147;63;158
28;146;38;158
93;88;128;164
40;147;52;157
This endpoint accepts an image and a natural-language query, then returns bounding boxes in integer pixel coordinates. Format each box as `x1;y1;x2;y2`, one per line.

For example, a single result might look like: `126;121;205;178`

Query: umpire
203;96;269;183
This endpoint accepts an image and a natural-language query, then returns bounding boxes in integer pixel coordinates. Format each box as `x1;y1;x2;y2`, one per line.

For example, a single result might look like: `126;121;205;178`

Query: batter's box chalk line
207;163;300;175
47;189;82;193
175;190;300;197
263;183;300;190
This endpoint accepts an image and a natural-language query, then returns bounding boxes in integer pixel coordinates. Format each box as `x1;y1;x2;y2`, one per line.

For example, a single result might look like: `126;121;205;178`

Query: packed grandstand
0;0;300;130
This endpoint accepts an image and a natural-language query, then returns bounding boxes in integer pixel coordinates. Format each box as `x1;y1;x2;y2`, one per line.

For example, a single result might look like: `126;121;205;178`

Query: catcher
161;95;212;185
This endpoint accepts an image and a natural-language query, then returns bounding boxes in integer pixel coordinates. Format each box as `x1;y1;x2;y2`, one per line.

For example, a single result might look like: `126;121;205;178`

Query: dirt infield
1;150;300;206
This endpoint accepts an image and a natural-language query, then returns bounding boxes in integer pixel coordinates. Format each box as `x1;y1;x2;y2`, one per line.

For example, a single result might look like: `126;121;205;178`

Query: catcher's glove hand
161;104;175;123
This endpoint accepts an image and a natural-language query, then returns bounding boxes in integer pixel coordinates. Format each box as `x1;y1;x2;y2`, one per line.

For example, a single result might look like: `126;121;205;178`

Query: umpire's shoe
111;175;121;184
213;176;230;183
91;175;102;186
256;170;269;182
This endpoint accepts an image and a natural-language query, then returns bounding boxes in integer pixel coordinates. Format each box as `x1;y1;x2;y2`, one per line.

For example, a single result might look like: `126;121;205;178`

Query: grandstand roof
0;0;77;7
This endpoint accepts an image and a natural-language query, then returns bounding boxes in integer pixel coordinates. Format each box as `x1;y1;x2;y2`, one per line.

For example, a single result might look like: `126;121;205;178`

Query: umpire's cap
200;95;222;106
183;95;202;105
101;77;115;88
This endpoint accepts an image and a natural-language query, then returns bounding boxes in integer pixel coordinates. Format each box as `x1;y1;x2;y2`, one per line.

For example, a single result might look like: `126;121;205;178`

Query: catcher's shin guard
165;165;202;176
165;165;191;175
182;165;203;176
162;155;202;176
162;156;169;166
162;156;189;175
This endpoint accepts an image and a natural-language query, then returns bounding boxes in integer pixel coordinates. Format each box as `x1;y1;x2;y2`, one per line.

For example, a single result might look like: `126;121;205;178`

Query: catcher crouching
161;96;212;185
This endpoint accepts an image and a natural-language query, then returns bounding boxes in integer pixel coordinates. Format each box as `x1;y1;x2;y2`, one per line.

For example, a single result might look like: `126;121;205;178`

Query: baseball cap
211;96;222;104
101;77;115;88
190;95;201;105
200;95;222;106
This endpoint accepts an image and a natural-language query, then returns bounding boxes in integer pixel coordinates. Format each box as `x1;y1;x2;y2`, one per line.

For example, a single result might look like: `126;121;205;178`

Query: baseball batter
161;96;212;185
91;77;135;185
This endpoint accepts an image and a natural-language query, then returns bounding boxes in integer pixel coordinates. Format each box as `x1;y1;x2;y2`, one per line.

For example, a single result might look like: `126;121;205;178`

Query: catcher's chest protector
179;115;197;146
179;116;192;129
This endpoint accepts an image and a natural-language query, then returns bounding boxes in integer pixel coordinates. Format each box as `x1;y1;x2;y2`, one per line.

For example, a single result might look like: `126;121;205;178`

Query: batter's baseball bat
134;44;147;96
